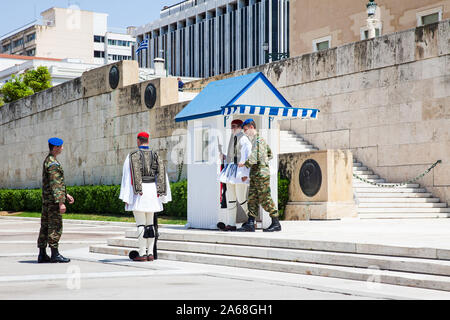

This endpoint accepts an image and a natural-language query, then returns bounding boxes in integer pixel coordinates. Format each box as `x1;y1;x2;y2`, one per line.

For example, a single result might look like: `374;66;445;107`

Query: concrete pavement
1;216;450;300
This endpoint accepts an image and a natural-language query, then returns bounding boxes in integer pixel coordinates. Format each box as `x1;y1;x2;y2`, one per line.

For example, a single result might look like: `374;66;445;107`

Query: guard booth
175;72;318;229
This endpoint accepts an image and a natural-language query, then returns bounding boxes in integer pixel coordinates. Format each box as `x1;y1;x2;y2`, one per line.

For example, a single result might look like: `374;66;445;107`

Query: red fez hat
137;132;149;139
231;119;243;126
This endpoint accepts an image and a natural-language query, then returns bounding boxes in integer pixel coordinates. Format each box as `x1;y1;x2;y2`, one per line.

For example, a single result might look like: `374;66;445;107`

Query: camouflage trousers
247;172;278;219
37;202;62;249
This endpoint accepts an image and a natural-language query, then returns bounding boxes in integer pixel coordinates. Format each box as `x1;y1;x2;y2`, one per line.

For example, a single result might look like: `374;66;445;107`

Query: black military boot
50;247;70;263
37;247;51;263
263;217;282;232
237;216;255;232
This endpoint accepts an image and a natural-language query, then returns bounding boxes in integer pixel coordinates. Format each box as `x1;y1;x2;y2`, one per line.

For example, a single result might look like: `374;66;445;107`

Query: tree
0;74;34;103
23;66;52;93
0;66;52;105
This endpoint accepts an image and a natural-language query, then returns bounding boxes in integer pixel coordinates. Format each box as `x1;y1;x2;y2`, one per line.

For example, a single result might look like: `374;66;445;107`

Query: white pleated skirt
125;179;172;213
218;163;250;185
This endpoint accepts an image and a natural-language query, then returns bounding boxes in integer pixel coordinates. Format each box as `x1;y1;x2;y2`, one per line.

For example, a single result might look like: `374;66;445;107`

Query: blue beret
242;119;254;127
48;137;64;146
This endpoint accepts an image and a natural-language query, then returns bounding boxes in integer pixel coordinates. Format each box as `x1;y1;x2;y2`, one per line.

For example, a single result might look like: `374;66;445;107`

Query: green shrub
23;189;42;212
162;180;187;217
0;176;287;219
0;189;41;212
278;173;290;220
65;185;125;215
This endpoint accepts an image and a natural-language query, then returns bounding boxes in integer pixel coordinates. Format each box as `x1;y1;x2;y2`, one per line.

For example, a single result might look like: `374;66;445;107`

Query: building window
26;33;36;43
417;7;442;26
94;35;105;43
2;44;10;53
421;12;439;25
26;48;35;56
108;54;131;61
312;36;331;52
94;50;105;58
12;38;24;48
107;39;131;47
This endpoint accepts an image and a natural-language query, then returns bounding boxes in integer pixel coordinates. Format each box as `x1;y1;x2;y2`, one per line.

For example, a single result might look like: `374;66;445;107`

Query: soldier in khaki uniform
37;137;74;263
238;119;281;232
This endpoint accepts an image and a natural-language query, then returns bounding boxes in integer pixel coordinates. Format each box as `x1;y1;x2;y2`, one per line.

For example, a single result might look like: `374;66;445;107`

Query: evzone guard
119;131;172;261
217;119;252;231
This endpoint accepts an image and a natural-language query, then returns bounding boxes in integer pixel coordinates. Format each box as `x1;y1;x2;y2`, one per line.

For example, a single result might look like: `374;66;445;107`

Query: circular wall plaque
109;65;120;89
144;83;157;109
299;159;322;197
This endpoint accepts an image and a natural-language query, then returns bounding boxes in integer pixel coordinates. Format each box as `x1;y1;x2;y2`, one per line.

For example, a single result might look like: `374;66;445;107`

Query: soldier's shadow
18;260;39;264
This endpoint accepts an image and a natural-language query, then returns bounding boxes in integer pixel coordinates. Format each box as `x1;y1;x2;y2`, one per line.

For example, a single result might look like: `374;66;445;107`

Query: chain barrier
352;160;442;188
179;86;206;92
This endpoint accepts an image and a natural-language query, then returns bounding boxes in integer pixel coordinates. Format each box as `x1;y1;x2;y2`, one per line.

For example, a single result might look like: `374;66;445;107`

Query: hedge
0;177;289;219
0;182;187;217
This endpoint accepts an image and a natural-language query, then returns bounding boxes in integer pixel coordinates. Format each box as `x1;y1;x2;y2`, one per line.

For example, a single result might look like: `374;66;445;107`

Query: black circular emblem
144;83;157;109
109;65;120;89
299;159;322;197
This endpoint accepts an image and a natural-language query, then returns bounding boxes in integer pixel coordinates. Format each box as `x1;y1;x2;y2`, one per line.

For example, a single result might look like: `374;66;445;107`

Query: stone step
357;197;440;203
281;141;312;146
358;202;448;208
279;148;318;154
353;166;368;171
280;144;317;150
353;183;419;188
279;136;306;141
354;188;427;193
359;213;450;219
354;174;380;179
353;179;386;184
279;131;297;136
356;192;432;198
353;170;374;175
358;207;450;213
89;245;450;291
125;229;450;261
104;238;450;277
353;162;363;167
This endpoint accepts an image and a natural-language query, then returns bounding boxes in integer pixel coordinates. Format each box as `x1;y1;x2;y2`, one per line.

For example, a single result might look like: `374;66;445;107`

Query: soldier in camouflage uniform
237;119;281;232
37;137;74;263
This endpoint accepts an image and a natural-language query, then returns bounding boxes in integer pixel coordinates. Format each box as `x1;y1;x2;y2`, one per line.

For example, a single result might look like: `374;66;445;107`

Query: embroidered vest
226;131;245;164
129;149;166;195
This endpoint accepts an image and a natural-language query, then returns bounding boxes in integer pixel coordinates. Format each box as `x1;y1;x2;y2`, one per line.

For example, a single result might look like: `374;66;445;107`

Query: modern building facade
0;7;135;65
290;0;450;56
134;0;289;78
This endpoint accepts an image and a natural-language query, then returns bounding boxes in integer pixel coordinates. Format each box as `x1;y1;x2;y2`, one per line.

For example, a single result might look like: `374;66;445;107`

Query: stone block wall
0;20;448;207
184;20;450;206
0;61;187;189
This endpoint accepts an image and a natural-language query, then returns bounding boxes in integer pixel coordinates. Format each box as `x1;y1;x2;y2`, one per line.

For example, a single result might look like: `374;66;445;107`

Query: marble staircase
279;130;450;219
89;227;450;292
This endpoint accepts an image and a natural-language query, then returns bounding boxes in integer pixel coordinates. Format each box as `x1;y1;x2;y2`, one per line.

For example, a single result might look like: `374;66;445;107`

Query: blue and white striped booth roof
222;105;319;119
175;72;319;122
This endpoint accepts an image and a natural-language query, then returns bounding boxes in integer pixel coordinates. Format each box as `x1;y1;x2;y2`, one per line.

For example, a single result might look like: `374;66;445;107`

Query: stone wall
184;20;450;206
0;20;449;207
0;60;187;189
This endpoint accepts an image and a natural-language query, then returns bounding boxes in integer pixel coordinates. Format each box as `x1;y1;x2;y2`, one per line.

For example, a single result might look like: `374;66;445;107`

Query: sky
0;0;181;37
